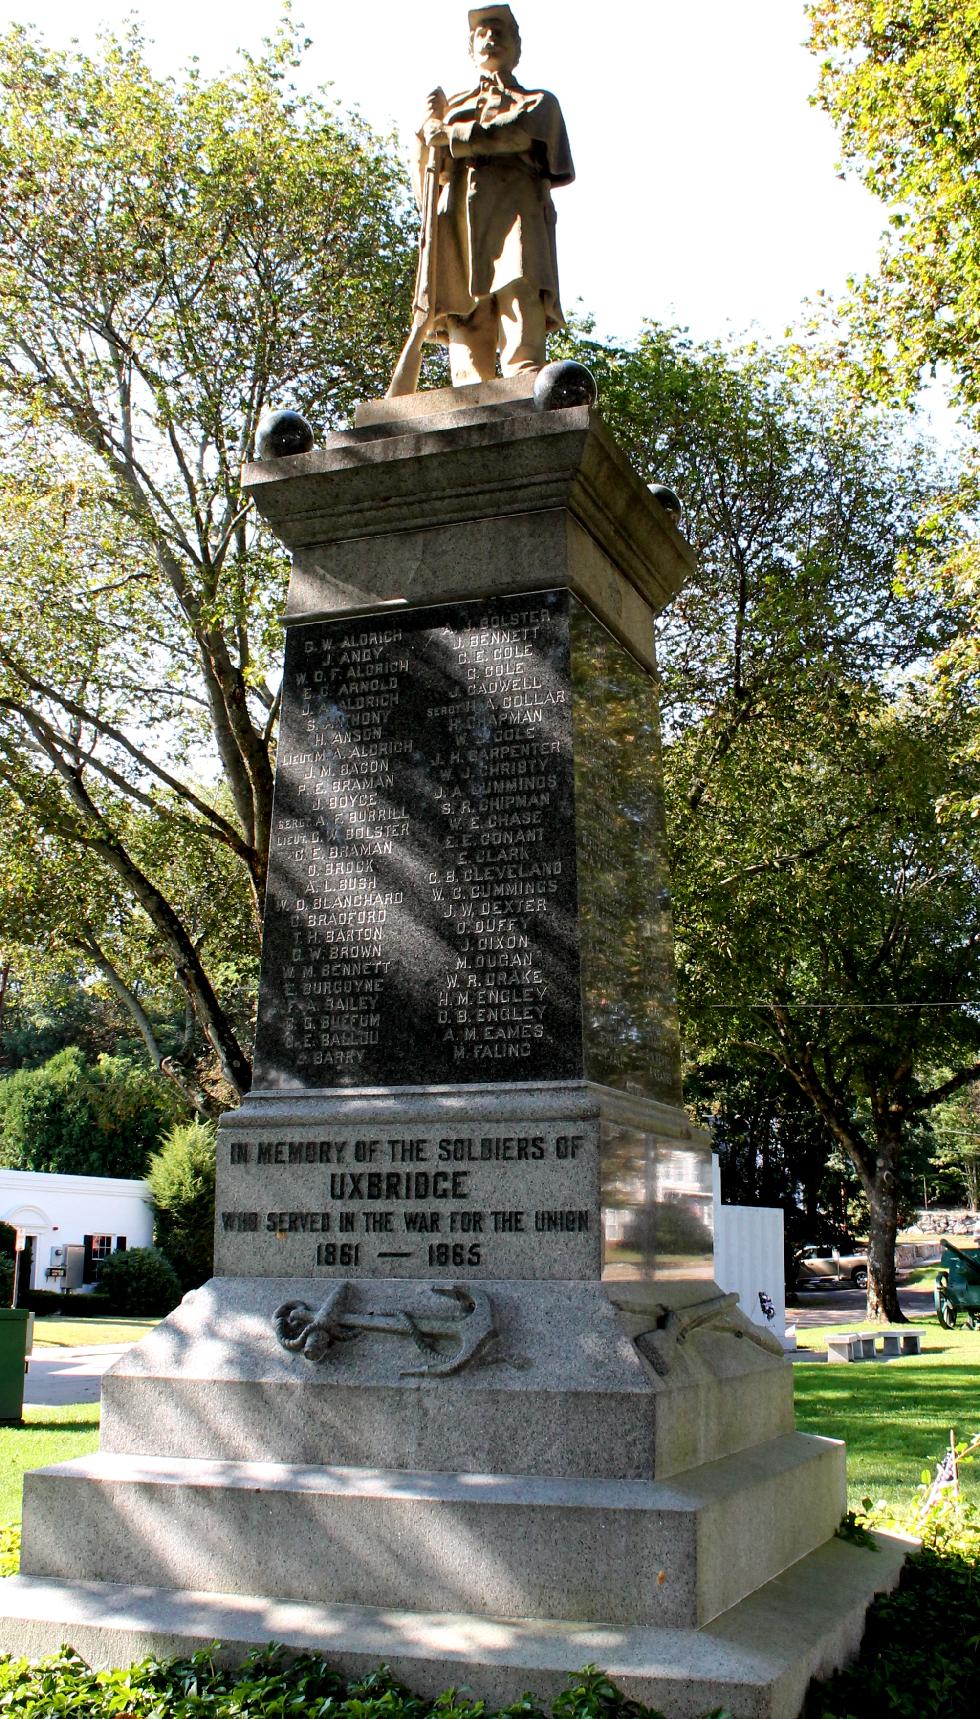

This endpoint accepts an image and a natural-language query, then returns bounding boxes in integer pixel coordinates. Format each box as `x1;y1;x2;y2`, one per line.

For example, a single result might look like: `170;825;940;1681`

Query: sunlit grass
32;1317;158;1349
0;1403;100;1526
794;1317;980;1510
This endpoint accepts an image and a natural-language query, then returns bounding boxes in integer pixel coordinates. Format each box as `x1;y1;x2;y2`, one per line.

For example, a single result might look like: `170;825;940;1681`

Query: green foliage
94;1246;182;1317
806;3;980;822
16;1289;112;1317
805;1544;980;1717
551;1667;664;1719
147;1119;217;1291
0;19;417;1104
810;1445;980;1714
835;1508;877;1548
926;1081;980;1208
559;320;979;1318
808;0;980;415
0;1522;18;1577
0;1654;727;1719
0;1046;184;1177
0;972;119;1071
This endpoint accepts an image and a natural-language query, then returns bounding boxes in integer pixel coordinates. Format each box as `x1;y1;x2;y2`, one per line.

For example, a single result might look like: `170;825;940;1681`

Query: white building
0;1167;153;1295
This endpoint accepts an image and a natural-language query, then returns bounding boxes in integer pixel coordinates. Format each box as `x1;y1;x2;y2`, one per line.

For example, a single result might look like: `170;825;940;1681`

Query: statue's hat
468;5;518;31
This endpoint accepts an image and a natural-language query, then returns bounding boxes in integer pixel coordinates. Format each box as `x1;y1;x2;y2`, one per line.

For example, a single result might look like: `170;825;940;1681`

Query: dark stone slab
254;591;580;1088
252;589;682;1103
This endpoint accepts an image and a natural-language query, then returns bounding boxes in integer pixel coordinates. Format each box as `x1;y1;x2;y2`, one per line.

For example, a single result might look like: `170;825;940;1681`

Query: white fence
711;1156;786;1338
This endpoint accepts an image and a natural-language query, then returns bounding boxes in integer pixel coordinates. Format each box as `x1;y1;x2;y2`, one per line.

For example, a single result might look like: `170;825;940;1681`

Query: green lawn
0;1403;100;1526
31;1316;158;1349
794;1316;980;1511
900;1264;940;1286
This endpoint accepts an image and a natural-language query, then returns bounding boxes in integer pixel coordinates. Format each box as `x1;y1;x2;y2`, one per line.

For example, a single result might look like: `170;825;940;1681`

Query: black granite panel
569;598;683;1104
253;591;581;1088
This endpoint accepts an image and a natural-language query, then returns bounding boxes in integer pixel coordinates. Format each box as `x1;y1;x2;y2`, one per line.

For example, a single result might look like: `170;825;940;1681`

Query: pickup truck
797;1243;868;1289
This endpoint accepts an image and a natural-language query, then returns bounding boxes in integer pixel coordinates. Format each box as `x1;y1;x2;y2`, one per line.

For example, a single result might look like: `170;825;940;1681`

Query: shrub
0;1048;185;1178
0;1653;731;1719
804;1543;980;1717
17;1288;109;1316
147;1119;216;1291
94;1247;181;1317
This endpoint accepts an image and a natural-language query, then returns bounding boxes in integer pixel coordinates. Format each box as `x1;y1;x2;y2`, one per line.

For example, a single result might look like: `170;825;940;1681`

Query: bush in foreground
94;1246;182;1317
0;1655;734;1719
805;1542;980;1717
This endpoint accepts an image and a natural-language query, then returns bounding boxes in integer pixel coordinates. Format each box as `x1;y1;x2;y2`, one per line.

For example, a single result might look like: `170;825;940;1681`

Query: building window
83;1233;113;1285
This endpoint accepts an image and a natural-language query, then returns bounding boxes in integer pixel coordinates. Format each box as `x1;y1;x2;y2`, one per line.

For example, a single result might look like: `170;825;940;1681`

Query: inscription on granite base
254;588;680;1099
218;1117;600;1279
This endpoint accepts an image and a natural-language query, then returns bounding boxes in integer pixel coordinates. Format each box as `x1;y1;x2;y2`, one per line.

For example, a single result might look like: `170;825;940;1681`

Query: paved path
23;1344;132;1407
790;1283;935;1329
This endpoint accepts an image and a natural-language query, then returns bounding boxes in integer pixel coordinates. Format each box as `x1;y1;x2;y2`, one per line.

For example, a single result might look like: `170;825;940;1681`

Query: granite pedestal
0;379;906;1717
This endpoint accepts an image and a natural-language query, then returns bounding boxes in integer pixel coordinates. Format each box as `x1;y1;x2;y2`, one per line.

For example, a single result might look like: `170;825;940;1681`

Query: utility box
47;1244;84;1291
0;1308;31;1424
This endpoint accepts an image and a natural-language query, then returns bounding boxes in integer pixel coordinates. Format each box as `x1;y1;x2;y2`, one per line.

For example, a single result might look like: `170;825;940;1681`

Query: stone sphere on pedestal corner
256;409;315;459
648;484;683;524
532;361;598;412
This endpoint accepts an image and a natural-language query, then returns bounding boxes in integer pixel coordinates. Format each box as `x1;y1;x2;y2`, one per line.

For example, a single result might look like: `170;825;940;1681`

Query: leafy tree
147;1118;217;1290
807;3;980;817
0;1046;185;1177
557;322;977;1319
0;20;416;1103
927;1082;980;1210
674;693;980;1320
808;0;980;413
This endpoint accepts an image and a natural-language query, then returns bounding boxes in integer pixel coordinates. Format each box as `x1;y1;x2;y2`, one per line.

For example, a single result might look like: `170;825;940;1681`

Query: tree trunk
866;1144;904;1322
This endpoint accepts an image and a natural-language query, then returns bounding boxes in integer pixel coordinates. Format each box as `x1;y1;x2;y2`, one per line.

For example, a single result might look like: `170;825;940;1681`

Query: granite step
21;1432;844;1631
0;1529;912;1719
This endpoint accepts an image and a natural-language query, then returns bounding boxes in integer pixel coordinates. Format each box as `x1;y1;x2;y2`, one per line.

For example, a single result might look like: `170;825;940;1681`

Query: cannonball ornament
255;409;315;459
648;483;683;524
531;360;598;412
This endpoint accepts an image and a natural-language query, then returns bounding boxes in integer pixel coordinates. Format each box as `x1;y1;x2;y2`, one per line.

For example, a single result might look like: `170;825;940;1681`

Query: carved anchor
273;1282;496;1378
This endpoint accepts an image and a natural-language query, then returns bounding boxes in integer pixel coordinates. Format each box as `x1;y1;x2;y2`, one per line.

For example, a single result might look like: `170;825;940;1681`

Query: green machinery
934;1242;980;1330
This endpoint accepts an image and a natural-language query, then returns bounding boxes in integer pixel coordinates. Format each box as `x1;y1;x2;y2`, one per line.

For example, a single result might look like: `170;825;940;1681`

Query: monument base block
95;1275;795;1481
0;1529;910;1719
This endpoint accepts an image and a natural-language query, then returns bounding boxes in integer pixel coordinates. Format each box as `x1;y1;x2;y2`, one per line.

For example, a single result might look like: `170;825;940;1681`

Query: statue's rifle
386;133;445;398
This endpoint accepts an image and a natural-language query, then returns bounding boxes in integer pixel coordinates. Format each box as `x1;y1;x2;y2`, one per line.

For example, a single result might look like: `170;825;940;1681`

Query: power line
693;1001;978;1011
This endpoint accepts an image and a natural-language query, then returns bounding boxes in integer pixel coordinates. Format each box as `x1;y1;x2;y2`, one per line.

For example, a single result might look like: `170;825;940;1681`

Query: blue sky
0;0;888;347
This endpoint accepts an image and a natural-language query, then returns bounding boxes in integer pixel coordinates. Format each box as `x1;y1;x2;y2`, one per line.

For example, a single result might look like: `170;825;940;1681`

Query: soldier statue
387;4;574;396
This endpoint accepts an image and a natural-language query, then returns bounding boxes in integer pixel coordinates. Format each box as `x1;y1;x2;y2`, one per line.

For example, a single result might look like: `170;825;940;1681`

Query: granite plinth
21;1433;843;1630
242;404;694;635
215;1084;713;1282
99;1277;793;1480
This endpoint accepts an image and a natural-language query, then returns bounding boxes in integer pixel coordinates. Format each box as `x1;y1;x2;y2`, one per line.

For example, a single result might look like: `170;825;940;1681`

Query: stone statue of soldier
387;4;575;396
